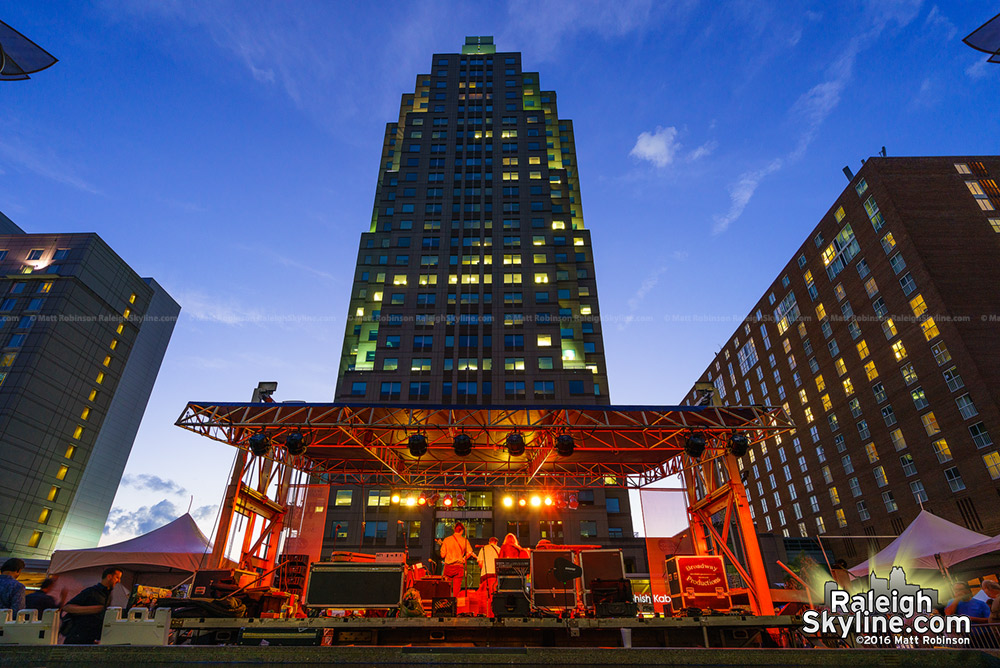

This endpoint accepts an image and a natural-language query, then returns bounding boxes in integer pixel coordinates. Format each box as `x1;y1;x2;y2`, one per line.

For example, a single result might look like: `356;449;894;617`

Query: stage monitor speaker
431;597;456;617
305;562;405;608
530;550;577;609
492;592;532;618
580;549;626;608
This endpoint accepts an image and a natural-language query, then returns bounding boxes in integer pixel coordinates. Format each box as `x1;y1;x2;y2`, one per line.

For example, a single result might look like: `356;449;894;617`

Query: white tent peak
849;509;990;576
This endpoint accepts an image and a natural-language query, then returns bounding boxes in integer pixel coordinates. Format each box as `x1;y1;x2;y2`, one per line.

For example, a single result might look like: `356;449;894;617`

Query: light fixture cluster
245;430;309;457
403;431;576;458
682;431;751;460
500;492;579;510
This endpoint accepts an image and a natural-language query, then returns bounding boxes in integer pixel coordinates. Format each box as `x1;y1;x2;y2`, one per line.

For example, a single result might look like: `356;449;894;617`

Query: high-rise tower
324;38;643;573
334;36;609;407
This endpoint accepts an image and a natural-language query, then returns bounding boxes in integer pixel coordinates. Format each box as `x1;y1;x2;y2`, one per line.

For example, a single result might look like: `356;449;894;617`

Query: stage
168;613;797;648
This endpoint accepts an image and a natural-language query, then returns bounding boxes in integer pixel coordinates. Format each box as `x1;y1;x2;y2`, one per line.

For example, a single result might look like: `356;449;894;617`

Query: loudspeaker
580;549;626;608
305;562;405;608
432;597;456;617
492;592;532;617
530;550;577;608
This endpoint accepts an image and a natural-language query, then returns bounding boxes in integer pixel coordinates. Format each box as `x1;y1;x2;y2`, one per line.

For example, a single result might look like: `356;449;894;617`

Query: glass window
335;490;353;506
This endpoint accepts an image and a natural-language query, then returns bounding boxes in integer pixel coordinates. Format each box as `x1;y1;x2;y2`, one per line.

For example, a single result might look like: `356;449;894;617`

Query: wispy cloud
712;3;922;233
923;5;957;40
630;126;680;168
619;251;687;330
104;499;216;540
121;474;187;496
174;290;272;326
966;60;991;80
712;159;783;235
687;140;718;162
0;133;102;195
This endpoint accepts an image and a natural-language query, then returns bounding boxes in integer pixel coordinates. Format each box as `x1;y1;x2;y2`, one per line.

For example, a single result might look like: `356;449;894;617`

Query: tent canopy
849;510;990;576
934;534;1000;571
50;513;213;574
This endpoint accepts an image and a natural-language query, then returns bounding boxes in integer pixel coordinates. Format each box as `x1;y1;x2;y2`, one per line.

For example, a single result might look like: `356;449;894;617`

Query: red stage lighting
443;494;453;507
568;493;579;510
518;497;527;507
429;493;440;505
544;495;553;506
456;493;466;507
418;493;427;506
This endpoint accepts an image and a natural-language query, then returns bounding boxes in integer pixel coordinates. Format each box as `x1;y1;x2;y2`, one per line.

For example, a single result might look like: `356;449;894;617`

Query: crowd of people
0;557;123;644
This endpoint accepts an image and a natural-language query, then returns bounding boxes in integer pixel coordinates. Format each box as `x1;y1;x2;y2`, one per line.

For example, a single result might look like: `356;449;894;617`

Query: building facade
324;37;644;572
0;229;179;559
683;156;1000;563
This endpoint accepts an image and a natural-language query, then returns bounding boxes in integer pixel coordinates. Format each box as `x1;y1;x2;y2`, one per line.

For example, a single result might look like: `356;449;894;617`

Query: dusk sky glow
1;1;996;544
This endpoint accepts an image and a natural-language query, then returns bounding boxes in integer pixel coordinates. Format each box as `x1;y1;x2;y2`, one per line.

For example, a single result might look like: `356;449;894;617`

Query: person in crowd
830;559;852;591
477;536;501;616
945;581;992;623
25;577;60;615
498;533;529;559
62;566;122;644
0;558;27;612
439;523;475;597
982;580;1000;623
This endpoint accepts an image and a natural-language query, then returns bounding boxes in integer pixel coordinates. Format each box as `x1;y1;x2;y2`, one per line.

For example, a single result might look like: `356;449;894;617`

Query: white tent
849;509;990;577
933;534;1000;571
48;514;214;607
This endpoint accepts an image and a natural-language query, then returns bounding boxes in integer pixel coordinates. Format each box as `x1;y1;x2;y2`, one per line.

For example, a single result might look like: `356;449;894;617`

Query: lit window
72;425;83;439
864;278;878;297
38;508;51;524
983;451;1000;480
56;465;68;480
891;341;907;361
842;377;854;396
909;294;927;317
47;486;60;502
856;340;869;359
64;444;75;459
865;442;879;463
955;163;972;174
932;438;952;463
920;317;940;341
815;375;825;392
835;359;847;376
882;318;897;339
873;466;888;487
921;412;941;436
28;531;43;548
537;335;552;347
931;342;951;365
80;407;90;420
864;360;878;381
889;428;906;451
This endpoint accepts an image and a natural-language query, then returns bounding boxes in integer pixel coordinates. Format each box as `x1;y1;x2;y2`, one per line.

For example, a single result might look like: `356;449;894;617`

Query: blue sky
2;1;996;544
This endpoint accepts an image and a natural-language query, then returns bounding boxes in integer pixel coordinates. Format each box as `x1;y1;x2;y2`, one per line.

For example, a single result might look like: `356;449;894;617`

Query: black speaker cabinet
492;591;532;617
530;550;578;609
305;562;405;608
580;549;626;608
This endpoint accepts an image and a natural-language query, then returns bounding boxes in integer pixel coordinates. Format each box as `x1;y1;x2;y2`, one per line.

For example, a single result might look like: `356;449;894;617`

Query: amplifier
492;592;532;618
580;549;626;608
375;551;407;563
305;562;405;608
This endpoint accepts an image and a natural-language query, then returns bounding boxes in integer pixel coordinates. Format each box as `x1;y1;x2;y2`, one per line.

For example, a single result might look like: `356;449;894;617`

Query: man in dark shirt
62;567;122;644
25;577;60;615
0;558;27;612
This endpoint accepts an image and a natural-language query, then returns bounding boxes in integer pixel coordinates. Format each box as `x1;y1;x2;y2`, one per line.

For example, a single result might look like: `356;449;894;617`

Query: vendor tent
48;513;214;607
933;533;1000;572
849;510;990;577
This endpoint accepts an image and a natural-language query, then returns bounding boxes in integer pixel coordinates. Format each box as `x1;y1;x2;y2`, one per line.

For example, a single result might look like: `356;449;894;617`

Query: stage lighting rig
684;432;707;459
408;433;428;457
728;432;750;457
247;432;270;457
505;432;526;456
453;433;473;457
555;433;575;456
285;431;307;456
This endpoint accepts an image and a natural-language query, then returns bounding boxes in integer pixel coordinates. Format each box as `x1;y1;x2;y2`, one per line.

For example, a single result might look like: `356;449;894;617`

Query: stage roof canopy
176;402;793;489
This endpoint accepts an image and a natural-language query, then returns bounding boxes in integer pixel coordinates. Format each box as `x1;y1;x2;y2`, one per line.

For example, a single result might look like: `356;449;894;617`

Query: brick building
683;156;1000;562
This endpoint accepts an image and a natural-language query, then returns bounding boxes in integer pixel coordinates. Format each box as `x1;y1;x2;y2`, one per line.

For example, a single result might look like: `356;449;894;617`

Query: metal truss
177;402;793;489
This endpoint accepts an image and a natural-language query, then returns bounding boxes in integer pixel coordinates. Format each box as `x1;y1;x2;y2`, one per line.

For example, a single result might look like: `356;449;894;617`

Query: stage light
544;495;553;506
285;431;307;456
518;497;527;507
502;495;514;508
728;432;750;457
555;496;567;510
408;433;428;458
247;433;270;457
568;493;579;510
456;493;466;507
684;432;707;459
407;496;417;507
555;434;575;456
429;493;440;505
391;493;401;504
505;432;526;456
453;433;473;456
530;495;542;507
443;494;453;507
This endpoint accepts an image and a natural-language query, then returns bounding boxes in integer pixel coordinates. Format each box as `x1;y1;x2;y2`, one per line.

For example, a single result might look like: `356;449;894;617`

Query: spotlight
408;433;428;458
407;496;418;507
684;432;707;459
417;493;426;506
453;433;473;457
555;496;567;510
456;493;466;507
518;497;527;507
506;432;526;456
429;493;440;505
728;432;750;457
567;493;579;510
247;433;270;457
502;495;514;508
391;493;401;504
443;494;453;507
285;431;307;456
555;434;575;456
544;495;553;506
530;495;542;507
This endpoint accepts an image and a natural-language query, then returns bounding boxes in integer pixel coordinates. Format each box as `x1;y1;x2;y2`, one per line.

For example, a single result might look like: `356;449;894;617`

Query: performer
440;522;475;597
498;533;529;559
477;536;501;616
